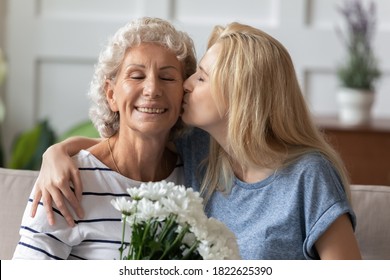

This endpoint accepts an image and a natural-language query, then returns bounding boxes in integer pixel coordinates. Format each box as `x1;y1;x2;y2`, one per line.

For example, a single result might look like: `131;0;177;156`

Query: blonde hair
88;17;197;138
201;22;350;201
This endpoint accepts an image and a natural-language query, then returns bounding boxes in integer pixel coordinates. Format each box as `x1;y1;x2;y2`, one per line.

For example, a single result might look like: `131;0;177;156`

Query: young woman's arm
315;214;362;259
31;136;102;227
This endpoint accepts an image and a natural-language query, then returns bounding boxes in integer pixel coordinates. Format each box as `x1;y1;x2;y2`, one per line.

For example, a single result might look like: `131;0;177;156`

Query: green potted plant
336;0;381;125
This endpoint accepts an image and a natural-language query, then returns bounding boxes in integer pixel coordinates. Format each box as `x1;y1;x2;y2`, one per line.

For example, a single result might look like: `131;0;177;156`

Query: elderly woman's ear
105;79;119;112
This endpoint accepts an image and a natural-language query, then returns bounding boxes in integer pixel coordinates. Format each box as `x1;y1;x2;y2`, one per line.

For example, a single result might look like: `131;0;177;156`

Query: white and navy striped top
13;150;185;260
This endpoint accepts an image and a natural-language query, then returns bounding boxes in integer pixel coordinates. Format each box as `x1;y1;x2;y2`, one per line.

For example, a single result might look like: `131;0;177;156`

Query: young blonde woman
179;23;361;259
31;21;361;259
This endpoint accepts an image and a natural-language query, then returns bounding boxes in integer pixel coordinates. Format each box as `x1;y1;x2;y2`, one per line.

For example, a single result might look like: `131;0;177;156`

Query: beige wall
0;0;6;128
0;0;6;69
0;0;5;48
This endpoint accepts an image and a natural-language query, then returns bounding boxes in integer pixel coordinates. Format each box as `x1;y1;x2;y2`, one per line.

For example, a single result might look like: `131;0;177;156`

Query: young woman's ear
105;79;119;112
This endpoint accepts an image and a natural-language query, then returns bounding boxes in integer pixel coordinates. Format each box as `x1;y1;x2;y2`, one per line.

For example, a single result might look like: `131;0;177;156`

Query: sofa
1;167;389;260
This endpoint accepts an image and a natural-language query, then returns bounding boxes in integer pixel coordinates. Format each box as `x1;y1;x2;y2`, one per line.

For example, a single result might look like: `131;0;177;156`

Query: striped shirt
13;150;184;260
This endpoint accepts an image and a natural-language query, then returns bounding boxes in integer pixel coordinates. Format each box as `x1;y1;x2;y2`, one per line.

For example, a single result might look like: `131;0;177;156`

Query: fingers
50;174;79;227
70;168;84;219
41;190;56;226
33;173;79;227
49;188;75;227
31;188;43;218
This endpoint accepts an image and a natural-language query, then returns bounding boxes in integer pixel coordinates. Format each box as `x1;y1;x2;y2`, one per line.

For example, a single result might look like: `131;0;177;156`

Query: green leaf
58;120;99;142
8;119;56;170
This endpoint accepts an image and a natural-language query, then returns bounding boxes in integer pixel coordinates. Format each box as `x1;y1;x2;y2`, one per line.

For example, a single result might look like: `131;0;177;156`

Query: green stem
119;214;127;259
182;240;200;260
159;224;190;260
157;214;176;242
128;203;139;260
135;220;152;260
145;220;161;259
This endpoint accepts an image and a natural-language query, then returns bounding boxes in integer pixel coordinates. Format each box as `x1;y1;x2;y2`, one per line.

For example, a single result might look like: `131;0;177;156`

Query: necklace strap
107;137;121;175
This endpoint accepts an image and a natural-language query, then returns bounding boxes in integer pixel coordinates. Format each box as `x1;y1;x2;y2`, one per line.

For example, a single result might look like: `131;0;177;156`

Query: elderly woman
13;17;196;259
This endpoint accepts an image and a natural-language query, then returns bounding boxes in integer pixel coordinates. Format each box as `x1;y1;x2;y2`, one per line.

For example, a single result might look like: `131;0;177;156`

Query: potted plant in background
336;0;381;125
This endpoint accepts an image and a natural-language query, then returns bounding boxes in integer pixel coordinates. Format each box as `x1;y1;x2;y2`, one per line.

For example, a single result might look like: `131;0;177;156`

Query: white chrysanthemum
182;232;197;247
111;197;135;215
134;197;168;222
128;181;172;201
197;239;213;260
197;239;232;260
189;219;209;240
161;186;205;228
204;218;241;259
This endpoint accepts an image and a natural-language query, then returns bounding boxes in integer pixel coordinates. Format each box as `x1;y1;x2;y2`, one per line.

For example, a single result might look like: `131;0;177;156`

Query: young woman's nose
143;78;162;98
183;78;192;94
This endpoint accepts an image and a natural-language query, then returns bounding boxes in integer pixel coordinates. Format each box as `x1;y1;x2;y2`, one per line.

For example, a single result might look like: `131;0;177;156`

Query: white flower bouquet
111;181;241;260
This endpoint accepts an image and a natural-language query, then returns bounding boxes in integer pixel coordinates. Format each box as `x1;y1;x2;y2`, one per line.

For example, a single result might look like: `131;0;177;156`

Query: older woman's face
107;43;184;138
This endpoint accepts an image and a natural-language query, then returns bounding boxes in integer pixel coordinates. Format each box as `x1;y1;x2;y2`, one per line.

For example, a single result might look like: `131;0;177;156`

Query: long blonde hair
201;22;350;202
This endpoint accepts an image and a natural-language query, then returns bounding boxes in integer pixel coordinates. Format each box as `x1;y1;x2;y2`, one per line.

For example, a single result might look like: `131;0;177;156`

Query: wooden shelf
315;115;390;186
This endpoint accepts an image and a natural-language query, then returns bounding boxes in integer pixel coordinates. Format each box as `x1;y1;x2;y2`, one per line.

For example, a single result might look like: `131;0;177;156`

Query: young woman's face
106;43;184;138
182;43;227;135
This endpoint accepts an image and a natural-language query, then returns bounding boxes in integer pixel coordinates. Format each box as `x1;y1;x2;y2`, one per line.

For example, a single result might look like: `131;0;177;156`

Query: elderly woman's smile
135;106;167;114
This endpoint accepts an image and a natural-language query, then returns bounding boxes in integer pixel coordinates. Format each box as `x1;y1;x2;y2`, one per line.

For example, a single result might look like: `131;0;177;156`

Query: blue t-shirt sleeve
302;157;356;259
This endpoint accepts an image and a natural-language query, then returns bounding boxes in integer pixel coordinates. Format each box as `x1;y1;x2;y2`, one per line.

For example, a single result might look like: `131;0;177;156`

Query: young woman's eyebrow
198;65;209;76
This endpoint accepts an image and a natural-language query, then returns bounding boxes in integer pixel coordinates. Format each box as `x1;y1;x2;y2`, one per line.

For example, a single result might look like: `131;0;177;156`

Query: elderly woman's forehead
126;42;173;52
121;43;184;69
124;43;167;56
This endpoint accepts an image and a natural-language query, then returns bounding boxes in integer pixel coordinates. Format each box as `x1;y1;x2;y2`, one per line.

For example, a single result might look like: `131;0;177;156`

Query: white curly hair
88;17;197;138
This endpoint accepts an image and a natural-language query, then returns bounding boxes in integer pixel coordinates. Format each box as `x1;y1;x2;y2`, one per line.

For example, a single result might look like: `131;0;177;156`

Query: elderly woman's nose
143;78;162;98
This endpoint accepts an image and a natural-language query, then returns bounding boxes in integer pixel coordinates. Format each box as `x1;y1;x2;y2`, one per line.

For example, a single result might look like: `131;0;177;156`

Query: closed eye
130;76;145;80
161;77;176;81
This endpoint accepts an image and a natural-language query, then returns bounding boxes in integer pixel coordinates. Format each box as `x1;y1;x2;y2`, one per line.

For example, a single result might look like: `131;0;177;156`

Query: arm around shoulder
55;136;102;157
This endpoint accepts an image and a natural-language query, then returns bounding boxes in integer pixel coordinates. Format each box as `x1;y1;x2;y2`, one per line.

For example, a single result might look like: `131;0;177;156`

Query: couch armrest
0;168;39;260
351;184;390;260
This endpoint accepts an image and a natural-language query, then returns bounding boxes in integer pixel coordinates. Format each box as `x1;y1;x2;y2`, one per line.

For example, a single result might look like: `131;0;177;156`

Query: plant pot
336;87;375;125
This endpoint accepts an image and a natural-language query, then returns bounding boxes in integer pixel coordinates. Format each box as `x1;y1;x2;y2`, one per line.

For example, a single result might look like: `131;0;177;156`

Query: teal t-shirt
175;128;356;260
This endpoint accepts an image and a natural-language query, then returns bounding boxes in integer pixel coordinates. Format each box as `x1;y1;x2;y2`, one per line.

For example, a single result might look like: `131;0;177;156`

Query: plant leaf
58;120;99;142
8;119;56;170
